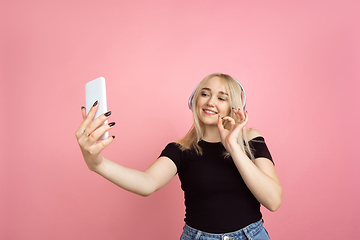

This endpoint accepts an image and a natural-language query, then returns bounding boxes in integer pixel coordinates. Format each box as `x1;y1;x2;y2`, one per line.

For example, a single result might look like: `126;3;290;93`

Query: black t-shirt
159;136;273;233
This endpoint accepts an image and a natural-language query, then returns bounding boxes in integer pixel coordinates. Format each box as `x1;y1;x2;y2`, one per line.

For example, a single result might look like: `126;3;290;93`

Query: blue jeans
180;219;270;240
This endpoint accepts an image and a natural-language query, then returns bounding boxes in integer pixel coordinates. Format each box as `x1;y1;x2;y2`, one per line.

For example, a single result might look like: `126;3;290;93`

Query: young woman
76;73;282;239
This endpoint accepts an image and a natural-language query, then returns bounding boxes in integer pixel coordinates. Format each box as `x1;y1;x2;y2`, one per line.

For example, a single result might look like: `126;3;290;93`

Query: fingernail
108;122;116;127
81;106;85;110
93;100;98;107
112;136;115;139
104;111;112;117
218;114;221;118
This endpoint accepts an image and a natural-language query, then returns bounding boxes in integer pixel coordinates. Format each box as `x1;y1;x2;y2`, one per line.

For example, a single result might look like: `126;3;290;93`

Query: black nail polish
108;122;116;127
112;136;115;139
104;111;112;117
81;106;85;110
93;100;98;107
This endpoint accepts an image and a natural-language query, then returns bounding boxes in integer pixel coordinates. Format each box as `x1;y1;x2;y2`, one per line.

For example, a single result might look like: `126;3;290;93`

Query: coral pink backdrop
1;1;359;239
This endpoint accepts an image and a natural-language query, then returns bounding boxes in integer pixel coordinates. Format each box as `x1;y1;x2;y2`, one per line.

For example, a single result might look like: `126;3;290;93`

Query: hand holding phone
85;77;109;139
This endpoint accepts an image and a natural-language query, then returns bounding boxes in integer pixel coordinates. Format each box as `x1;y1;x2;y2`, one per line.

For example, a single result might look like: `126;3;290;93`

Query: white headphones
188;79;247;111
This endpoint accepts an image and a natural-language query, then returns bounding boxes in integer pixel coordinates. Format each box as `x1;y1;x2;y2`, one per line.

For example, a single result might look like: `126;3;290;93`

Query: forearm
228;145;282;211
91;157;155;197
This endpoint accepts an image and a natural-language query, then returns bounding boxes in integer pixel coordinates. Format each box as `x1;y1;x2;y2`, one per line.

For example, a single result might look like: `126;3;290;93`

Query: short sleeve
249;136;274;164
159;142;183;172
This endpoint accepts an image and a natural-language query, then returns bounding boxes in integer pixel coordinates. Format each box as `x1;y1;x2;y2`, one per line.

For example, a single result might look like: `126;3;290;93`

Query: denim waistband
182;219;264;240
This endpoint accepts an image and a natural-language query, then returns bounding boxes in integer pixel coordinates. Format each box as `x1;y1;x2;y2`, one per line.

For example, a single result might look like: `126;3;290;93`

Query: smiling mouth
203;109;217;115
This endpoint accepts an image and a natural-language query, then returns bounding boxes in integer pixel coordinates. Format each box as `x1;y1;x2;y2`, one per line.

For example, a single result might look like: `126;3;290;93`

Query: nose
206;96;216;107
206;101;215;107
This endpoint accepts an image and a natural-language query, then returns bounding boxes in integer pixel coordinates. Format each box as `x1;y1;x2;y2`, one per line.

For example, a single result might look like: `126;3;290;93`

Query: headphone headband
188;78;246;110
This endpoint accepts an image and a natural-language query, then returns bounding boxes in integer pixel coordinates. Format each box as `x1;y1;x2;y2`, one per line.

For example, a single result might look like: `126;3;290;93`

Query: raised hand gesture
75;101;115;170
217;108;248;152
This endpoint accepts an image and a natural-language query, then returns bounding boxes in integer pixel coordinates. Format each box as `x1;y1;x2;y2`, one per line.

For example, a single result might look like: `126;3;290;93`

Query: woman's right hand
75;101;176;197
75;101;115;171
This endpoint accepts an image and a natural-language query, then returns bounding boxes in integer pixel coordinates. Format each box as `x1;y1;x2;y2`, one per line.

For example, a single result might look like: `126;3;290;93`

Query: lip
203;109;218;115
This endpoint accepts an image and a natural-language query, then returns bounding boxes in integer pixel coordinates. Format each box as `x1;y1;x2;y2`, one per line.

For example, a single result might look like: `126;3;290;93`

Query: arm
92;156;177;197
218;110;282;211
75;103;177;197
226;136;282;211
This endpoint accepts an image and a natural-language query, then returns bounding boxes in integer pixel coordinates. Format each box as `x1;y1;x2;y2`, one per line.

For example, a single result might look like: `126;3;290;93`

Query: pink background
1;0;359;239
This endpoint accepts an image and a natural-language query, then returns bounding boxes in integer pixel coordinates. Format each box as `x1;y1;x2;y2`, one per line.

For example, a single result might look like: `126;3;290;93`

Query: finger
235;110;248;129
87;121;116;144
220;114;244;141
217;114;225;131
76;101;99;138
81;106;86;119
239;110;248;121
227;109;248;134
92;135;116;154
232;108;240;123
221;116;236;131
84;110;112;139
81;134;115;158
233;108;246;124
84;100;99;122
243;111;249;125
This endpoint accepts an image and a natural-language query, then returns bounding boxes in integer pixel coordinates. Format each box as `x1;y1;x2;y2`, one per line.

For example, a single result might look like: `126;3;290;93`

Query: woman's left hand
217;108;248;151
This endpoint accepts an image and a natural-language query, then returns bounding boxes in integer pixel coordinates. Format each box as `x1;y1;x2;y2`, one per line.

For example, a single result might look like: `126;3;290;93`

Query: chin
199;118;217;126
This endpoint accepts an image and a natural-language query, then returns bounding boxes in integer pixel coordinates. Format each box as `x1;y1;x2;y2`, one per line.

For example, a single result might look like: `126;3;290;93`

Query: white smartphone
85;77;109;139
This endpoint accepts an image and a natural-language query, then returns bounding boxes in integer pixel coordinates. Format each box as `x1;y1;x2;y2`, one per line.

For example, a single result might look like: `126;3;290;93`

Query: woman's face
196;76;231;126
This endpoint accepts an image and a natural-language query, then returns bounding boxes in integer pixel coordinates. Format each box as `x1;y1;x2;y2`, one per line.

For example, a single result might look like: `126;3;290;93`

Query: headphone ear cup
233;78;246;111
188;83;199;110
188;95;193;110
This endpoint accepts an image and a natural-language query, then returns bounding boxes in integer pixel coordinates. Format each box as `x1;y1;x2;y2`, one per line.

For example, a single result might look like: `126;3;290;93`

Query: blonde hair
176;73;255;161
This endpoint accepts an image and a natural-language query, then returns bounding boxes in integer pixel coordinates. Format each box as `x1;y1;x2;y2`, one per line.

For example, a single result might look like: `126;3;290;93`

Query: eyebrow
202;87;229;96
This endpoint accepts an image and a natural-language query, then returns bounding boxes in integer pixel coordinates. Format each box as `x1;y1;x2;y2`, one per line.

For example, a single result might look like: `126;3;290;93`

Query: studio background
1;1;359;239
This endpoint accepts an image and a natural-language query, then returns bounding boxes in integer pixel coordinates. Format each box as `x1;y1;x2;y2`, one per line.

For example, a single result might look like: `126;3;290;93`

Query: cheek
196;97;205;108
195;100;202;114
222;103;231;115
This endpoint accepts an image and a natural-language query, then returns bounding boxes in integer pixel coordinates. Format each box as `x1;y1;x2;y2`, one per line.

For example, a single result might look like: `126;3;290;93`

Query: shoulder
163;142;182;151
246;128;262;141
246;128;274;163
159;142;183;167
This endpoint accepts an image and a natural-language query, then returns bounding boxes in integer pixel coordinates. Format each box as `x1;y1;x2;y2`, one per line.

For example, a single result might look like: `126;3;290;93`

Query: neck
202;125;221;142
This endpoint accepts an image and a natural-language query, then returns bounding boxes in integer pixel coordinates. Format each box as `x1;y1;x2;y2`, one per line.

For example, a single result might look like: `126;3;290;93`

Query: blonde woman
76;73;282;239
